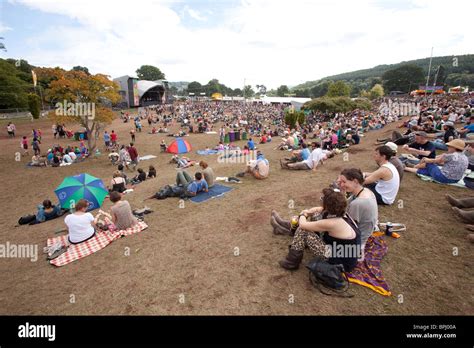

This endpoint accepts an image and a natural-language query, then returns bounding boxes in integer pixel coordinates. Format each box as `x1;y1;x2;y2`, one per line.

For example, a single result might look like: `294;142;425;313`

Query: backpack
306;257;353;297
18;214;37;225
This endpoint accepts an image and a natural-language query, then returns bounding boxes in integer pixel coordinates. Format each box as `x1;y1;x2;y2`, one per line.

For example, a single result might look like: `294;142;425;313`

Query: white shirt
303;148;325;169
69;152;77;161
375;163;400;205
65;213;95;243
62;154;72;163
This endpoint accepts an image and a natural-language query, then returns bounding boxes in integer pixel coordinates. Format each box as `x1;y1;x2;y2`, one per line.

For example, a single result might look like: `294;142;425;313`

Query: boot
452;207;474;223
279;248;303;270
271;210;291;230
446;194;474;209
270;216;292;236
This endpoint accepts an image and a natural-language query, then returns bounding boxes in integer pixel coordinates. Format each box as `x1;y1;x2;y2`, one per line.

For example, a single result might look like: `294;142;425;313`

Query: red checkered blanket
46;221;148;267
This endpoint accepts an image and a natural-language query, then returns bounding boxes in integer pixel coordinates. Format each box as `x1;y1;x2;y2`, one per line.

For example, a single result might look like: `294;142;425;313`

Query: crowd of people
12;92;474;268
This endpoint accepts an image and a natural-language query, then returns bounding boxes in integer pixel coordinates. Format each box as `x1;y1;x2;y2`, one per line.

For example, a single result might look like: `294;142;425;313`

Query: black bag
306;257;353;297
18;214;37;225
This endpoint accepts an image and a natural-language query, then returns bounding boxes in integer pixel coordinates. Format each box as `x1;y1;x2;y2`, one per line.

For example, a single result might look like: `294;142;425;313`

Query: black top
322;214;361;272
409;141;436;159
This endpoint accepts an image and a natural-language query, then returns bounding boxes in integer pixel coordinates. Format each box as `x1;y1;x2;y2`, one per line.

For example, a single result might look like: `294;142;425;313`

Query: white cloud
7;0;474;89
185;6;206;21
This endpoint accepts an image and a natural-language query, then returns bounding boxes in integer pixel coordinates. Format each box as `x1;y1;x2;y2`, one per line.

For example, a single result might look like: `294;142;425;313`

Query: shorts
105;141;110;147
22;144;28;150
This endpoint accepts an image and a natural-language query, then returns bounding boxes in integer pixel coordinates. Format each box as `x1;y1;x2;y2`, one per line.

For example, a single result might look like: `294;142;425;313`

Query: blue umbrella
54;173;108;211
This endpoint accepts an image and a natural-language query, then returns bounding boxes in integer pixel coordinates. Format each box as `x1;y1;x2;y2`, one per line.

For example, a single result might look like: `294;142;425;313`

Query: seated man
281;142;325;171
400;131;436;166
405;139;468;184
237;151;269;179
363;145;400;205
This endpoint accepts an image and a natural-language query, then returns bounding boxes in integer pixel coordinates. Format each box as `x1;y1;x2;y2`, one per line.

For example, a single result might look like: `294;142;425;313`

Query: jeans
432;139;448;151
417;163;458;184
176;171;192;186
399;155;420;166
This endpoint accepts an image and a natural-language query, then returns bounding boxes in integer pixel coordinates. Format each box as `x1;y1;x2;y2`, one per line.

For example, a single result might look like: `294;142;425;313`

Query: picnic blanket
46;220;148;267
417;168;473;189
345;235;391;296
196;149;219;155
139;155;157;161
190;184;234;203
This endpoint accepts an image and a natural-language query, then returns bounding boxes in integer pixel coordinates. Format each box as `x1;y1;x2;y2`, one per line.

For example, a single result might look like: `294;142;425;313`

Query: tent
167;138;192;154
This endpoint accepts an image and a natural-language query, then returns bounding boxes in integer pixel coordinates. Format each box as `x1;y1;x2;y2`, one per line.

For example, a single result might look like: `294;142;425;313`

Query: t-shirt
463;124;474;134
65;213;95;243
110;133;117;141
389;157;404;182
409;141;436;159
69;152;77;161
110;201;137;230
347;192;378;248
62;154;72;163
103;133;111;142
303;148;324;169
247;140;255;150
187;179;208;194
301;148;311;161
128;147;138;161
202;167;215;187
441;152;469;180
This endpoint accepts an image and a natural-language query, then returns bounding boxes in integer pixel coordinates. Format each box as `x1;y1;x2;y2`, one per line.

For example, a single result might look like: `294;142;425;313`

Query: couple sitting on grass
49;194;140;259
272;168;379;273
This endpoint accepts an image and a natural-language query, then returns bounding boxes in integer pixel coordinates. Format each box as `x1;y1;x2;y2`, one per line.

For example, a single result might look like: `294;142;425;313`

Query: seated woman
277;188;361;272
130;168;147;185
65;199;96;245
35;199;63;224
109;191;138;230
405;139;469;184
110;170;127;193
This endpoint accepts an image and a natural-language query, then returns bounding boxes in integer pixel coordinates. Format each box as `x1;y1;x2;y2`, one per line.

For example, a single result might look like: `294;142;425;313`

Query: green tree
72;66;90;75
369;83;384;99
276;85;290;97
233;88;242;96
284;110;305;129
243;85;255;98
187;81;202;95
382;64;424;93
27;93;41;118
136;65;166;81
310;80;331;98
0;59;30;108
326;80;351;97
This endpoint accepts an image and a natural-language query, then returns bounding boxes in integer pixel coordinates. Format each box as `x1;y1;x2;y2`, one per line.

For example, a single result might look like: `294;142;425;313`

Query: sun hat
446;139;466;151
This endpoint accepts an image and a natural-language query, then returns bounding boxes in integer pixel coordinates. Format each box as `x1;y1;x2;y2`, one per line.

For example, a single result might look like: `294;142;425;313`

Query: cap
385;142;398;154
415;131;428;137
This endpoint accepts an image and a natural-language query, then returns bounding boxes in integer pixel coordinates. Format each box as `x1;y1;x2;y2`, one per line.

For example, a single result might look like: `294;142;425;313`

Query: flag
31;70;37;87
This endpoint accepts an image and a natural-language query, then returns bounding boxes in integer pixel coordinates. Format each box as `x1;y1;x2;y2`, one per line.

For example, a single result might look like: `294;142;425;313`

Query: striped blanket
345;235;391;296
46;220;148;267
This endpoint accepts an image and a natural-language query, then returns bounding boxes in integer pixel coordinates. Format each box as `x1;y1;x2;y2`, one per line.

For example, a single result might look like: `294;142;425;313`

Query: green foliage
27;93;41;118
284;110;305;129
382;64;425;92
304;96;371;114
136;65;166;80
0;59;30;109
72;66;90;75
326;81;351;97
276;85;290;97
243;85;255;98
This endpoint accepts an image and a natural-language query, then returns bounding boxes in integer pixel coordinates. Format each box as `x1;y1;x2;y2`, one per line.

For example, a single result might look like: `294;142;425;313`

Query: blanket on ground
417;169;473;189
196;149;219;155
190;184;234;203
46;220;148;267
345;235;391;296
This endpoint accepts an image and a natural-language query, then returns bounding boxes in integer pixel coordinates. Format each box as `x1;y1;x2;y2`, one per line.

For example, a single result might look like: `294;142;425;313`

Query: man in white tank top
362;145;400;205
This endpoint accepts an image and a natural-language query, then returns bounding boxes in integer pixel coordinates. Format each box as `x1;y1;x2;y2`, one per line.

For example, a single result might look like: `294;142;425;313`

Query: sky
0;0;473;90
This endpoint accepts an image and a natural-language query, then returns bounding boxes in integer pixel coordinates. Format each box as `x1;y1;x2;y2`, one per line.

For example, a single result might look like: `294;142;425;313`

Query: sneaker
236;172;245;177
